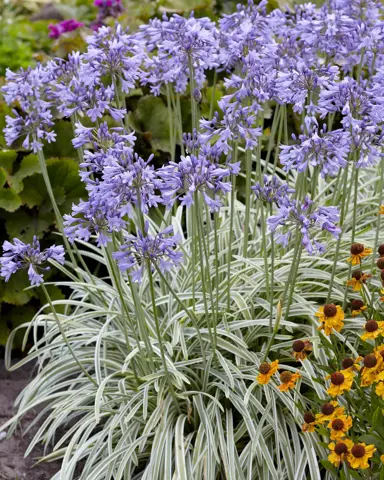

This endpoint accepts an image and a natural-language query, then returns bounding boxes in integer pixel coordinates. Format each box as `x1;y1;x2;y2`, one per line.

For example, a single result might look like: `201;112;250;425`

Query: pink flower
48;19;84;39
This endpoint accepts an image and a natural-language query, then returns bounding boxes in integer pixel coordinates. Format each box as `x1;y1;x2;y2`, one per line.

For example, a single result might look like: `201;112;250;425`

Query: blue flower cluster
4;0;384;279
0;237;65;286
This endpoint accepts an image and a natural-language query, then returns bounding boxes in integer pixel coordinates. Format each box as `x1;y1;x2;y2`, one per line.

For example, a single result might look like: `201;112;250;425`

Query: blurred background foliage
0;0;282;349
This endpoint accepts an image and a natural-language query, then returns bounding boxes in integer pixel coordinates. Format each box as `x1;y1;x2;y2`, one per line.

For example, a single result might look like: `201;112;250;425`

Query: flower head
316;401;345;425
347;443;376;470
48;19;84;39
348;243;373;265
292;339;313;361
257;360;279;385
0;237;64;286
316;304;345;335
350;299;367;317
346;270;370;291
277;370;301;392
361;319;384;341
327;370;354;397
252;175;295;206
113;222;183;282
328;414;353;440
328;439;354;468
268;197;341;255
302;412;316;432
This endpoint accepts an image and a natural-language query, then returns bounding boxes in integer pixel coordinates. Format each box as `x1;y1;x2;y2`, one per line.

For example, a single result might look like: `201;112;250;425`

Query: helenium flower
0;237;65;286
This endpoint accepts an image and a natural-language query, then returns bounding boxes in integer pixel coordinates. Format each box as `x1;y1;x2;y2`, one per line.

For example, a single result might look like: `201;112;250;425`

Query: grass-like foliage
1;0;384;479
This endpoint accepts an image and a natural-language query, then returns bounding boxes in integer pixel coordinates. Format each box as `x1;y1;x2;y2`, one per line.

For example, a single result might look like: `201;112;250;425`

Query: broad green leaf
0;270;37;306
0;150;17;174
0;188;22;212
43;120;77;158
128;95;176;153
0;305;36;347
4;209;51;242
9;153;41;193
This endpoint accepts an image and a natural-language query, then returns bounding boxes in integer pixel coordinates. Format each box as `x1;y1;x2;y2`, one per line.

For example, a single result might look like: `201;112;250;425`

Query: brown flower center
352;270;362;280
334;442;348;455
303;412;315;424
377;258;384;270
351;445;366;458
378;244;384;256
331;372;345;385
379;350;384;361
259;362;271;375
331;419;345;431
293;340;305;352
342;358;354;369
321;403;335;415
280;371;292;383
363;354;377;368
381;270;384;282
351;243;364;255
351;299;364;310
324;303;337;318
365;320;378;332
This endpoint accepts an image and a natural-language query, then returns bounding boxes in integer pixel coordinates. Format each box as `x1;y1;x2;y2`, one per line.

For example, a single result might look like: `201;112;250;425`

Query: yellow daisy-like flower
379;205;384;215
361;319;384;341
346;271;370;291
316;304;344;336
347;443;376;470
328;414;353;440
302;412;316;432
316;401;345;425
361;353;384;386
381;453;384;463
375;381;384;398
292;339;313;361
277;371;301;392
328;439;354;468
257;360;279;385
327;370;354;397
347;243;373;265
341;356;362;372
351;298;367;317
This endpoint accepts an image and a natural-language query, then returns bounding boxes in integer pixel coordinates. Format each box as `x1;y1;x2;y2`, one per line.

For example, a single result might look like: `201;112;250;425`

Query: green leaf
128;95;176;153
0;270;37;306
9;154;41;193
0;150;17;174
37;284;65;314
4;209;51;243
0;168;7;188
0;188;22;212
43;121;77;158
0;305;36;347
319;460;338;476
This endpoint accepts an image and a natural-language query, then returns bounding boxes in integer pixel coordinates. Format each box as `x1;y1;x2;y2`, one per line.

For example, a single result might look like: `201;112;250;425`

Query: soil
0;359;61;480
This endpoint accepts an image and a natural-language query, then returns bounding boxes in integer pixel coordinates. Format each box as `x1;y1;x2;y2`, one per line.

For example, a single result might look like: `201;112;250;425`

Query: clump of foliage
1;0;384;479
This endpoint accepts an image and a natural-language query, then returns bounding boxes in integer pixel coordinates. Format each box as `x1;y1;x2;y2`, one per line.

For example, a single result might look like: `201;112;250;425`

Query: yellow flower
347;243;373;265
341;356;362;372
292;339;313;361
328;439;354;468
346;271;370;291
347;443;376;470
379;205;384;215
316;304;344;336
381;453;384;463
257;360;279;385
302;412;316;432
328;414;353;440
361;353;384;386
360;320;384;341
277;371;301;392
316;401;345;425
327;370;354;397
375;382;384;398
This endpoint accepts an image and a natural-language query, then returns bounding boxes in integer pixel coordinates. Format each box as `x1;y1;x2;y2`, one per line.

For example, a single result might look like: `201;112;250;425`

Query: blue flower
113;222;183;282
0;237;65;286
